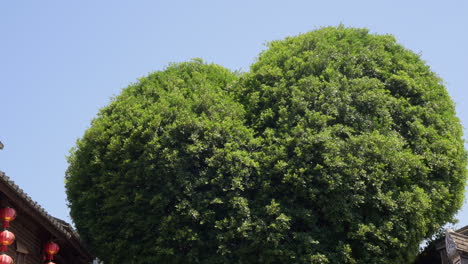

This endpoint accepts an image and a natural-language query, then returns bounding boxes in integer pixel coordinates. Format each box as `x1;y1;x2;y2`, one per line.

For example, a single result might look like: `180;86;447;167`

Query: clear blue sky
1;0;467;228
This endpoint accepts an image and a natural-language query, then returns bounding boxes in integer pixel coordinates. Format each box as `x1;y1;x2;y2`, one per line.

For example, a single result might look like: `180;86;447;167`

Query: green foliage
66;27;467;264
233;26;467;263
66;60;261;263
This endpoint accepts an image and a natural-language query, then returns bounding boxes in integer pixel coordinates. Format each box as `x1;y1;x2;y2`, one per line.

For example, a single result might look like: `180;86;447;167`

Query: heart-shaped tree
66;27;467;264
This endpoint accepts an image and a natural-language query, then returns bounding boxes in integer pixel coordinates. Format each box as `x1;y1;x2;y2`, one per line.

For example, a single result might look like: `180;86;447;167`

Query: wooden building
437;227;468;264
0;170;93;263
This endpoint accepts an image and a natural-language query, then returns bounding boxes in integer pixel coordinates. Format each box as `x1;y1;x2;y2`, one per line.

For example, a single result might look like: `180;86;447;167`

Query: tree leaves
66;27;467;264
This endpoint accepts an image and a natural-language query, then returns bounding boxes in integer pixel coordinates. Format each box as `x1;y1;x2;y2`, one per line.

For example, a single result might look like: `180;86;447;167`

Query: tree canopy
66;27;467;264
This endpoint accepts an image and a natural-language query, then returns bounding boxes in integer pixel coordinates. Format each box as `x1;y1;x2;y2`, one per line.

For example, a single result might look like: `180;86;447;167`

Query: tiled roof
447;230;468;253
0;170;92;259
456;226;468;236
0;171;74;238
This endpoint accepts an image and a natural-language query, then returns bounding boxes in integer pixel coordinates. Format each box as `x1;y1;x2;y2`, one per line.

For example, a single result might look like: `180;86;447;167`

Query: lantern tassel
2;222;8;229
0;245;7;252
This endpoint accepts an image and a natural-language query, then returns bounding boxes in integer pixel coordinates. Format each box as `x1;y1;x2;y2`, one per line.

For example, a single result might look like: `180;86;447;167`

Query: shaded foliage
413;237;443;264
66;27;467;264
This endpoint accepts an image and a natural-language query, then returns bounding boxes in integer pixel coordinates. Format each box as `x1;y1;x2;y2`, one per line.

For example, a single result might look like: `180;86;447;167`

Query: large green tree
66;60;261;263
66;27;467;264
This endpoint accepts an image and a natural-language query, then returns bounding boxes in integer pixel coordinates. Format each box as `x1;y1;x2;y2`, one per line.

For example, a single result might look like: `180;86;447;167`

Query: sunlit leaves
66;27;467;264
234;26;467;263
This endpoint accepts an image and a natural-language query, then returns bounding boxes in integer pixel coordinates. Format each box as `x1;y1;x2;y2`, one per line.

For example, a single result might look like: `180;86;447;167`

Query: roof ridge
0;170;85;243
456;225;468;235
0;171;71;236
449;231;468;239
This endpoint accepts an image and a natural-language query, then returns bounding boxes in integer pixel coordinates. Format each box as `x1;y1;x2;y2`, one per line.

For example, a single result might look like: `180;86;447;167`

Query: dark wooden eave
0;170;93;262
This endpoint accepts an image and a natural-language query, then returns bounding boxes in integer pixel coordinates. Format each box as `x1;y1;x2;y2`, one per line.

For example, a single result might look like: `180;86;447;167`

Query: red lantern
0;254;13;264
0;231;14;252
43;241;59;260
0;208;16;229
